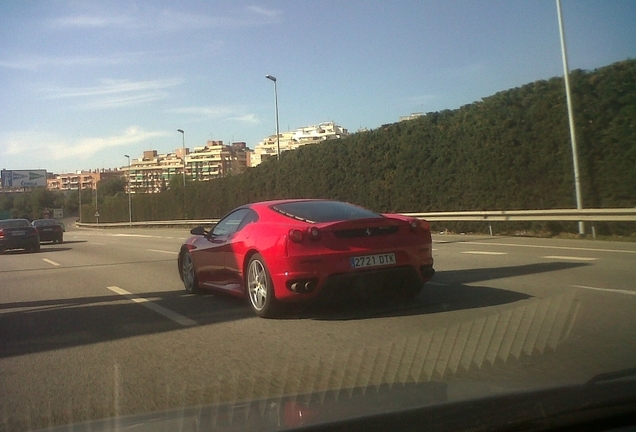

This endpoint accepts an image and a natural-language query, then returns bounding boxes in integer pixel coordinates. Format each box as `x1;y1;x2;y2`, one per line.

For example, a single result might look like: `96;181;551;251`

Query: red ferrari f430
178;200;434;317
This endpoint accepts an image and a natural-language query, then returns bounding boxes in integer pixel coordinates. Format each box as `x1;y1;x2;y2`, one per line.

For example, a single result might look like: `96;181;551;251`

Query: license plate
43;228;53;231
350;253;396;269
13;231;25;236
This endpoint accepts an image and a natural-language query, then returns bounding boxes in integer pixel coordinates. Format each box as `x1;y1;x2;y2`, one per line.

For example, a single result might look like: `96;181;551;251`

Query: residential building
251;121;348;167
399;112;424;122
47;169;123;192
121;141;251;193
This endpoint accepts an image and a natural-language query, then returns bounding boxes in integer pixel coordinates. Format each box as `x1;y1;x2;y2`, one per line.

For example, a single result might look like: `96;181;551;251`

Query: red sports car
178;199;434;317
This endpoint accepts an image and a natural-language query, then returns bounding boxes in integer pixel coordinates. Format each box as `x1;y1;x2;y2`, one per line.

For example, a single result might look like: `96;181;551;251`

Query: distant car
178;199;435;317
32;219;64;243
0;218;41;253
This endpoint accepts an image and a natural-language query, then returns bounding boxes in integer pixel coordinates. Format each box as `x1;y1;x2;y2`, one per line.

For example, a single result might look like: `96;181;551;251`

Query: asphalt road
1;224;635;431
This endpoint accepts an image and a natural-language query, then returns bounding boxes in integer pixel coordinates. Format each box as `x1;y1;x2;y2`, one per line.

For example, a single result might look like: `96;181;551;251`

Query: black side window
212;209;251;236
237;209;259;231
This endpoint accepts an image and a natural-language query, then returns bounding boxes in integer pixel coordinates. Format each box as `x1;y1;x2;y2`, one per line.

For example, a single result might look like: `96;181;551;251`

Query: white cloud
40;78;183;109
0;53;131;71
245;6;283;22
1;128;168;160
50;14;135;30
47;4;282;33
168;106;260;125
230;114;259;125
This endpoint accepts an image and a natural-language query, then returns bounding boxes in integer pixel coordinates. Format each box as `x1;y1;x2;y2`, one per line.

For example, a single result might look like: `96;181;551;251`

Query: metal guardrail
75;208;636;228
76;219;220;228
403;208;636;222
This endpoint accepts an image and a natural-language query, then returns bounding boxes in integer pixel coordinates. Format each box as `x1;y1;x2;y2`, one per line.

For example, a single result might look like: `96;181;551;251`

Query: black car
0;218;40;253
32;219;64;243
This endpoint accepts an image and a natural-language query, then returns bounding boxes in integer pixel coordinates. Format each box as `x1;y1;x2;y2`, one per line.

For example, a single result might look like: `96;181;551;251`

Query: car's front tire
181;252;201;294
246;254;279;318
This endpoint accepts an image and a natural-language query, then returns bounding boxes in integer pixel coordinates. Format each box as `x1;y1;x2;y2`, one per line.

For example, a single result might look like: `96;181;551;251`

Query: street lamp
265;75;281;160
78;177;82;223
124;155;132;227
556;0;584;236
177;129;186;187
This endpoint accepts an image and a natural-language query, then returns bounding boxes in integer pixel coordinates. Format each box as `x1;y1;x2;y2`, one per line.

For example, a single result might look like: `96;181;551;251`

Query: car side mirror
190;226;207;236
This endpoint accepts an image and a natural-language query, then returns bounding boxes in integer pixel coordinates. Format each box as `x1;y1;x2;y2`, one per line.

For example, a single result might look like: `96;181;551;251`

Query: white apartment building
121;142;251;193
251;122;348;167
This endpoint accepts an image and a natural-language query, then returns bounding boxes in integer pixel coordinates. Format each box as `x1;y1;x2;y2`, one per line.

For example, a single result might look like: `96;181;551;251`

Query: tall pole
125;155;132;227
78;176;82;223
177;129;187;219
265;75;281;160
556;0;585;235
177;129;186;186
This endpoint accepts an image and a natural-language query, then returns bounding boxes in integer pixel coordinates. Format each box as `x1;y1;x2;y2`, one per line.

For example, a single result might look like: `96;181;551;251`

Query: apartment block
251;122;348;167
47;169;123;192
121;141;251;193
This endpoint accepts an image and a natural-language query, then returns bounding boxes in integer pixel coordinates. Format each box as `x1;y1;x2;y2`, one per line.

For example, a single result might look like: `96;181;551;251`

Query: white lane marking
462;251;507;255
113;234;162;238
107;286;196;326
542;256;597;261
148;249;179;255
42;258;60;266
572;285;636;296
466;241;636;255
92;242;106;245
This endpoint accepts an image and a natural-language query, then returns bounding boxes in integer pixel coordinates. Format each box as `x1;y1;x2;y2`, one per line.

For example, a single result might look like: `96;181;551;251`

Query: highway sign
1;169;47;188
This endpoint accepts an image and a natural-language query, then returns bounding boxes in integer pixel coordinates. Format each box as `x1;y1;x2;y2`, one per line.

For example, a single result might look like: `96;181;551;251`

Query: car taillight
0;229;4;239
307;226;321;241
409;219;430;232
289;229;304;243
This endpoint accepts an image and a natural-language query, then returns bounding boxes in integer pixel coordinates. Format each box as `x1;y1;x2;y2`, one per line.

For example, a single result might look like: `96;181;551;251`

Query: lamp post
177;129;186;187
265;75;280;160
556;0;584;236
124;155;132;227
78;177;82;223
177;129;187;219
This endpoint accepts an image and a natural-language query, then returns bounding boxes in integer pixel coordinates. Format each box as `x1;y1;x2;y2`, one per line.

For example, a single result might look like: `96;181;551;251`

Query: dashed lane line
542;256;598;261
461;251;508;255
465;241;636;255
42;258;60;267
107;286;197;326
147;249;179;255
572;285;636;296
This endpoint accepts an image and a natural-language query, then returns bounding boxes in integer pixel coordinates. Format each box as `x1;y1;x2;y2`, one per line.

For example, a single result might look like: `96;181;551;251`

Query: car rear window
0;219;31;228
33;219;59;226
271;201;382;223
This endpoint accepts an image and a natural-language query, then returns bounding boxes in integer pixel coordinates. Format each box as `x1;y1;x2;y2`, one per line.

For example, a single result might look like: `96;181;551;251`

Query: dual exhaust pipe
288;279;318;293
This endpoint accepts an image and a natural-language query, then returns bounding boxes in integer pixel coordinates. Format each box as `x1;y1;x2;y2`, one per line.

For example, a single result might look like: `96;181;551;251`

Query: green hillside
172;59;636;217
8;58;631;234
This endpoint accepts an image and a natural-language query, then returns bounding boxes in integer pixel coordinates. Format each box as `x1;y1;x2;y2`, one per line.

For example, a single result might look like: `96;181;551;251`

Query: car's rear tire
246;254;278;318
31;243;41;253
182;252;201;294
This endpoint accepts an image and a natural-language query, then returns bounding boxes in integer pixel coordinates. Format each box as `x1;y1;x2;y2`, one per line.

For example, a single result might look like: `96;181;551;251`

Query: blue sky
1;0;635;174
